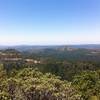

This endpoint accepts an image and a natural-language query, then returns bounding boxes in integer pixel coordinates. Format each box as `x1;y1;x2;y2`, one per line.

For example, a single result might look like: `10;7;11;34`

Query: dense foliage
73;70;100;99
0;63;100;100
0;64;81;100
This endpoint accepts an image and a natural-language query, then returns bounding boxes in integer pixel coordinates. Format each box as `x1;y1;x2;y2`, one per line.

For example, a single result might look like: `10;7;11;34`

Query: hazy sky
0;0;100;45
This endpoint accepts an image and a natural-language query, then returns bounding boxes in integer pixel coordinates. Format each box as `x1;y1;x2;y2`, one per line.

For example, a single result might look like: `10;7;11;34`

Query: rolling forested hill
0;45;100;100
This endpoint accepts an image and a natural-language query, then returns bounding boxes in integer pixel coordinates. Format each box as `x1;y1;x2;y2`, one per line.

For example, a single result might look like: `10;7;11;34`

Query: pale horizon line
0;43;100;47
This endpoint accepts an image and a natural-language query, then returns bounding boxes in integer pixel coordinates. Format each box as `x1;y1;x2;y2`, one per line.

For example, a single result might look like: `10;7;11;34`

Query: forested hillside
0;47;100;100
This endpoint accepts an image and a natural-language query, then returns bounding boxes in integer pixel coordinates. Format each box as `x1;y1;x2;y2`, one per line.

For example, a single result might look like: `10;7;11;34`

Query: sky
0;0;100;45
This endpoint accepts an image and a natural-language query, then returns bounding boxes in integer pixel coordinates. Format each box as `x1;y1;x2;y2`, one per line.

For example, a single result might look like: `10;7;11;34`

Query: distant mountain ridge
0;44;100;51
0;44;100;63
